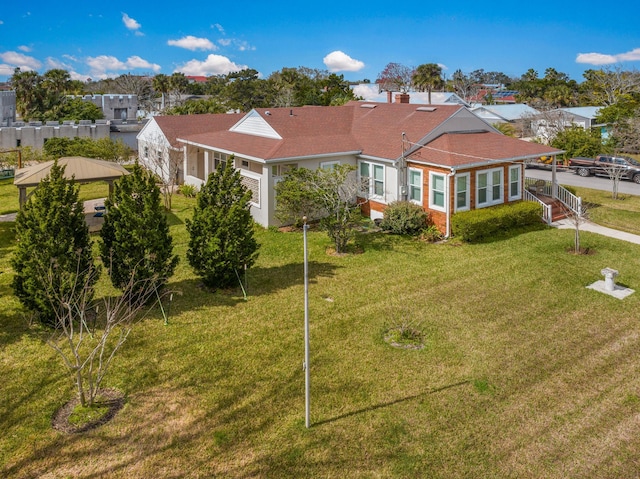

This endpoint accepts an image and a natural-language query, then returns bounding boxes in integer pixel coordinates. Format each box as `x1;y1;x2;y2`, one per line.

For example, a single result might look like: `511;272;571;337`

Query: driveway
525;167;640;196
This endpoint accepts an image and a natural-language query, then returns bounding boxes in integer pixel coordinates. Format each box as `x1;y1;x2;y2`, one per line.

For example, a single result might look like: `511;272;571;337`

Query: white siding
230;111;282;139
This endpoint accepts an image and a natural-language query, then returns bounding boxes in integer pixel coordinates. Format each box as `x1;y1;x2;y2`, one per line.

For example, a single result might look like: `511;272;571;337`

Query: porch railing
524;177;582;223
523;189;553;224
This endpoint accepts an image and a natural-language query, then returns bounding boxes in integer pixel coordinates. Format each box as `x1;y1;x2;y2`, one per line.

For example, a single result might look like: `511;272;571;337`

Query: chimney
395;93;410;104
387;91;393;103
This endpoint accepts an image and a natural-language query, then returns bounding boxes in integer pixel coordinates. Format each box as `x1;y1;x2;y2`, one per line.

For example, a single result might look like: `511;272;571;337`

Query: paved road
525;166;640;196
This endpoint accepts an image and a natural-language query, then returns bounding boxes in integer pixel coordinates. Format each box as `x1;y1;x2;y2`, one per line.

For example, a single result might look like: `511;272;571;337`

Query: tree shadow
162;260;340;316
314;379;471;427
354;230;400;252
165;210;184;226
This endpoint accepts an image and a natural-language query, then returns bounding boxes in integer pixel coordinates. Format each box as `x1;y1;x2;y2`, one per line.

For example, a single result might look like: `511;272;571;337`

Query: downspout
399;132;408;201
445;168;456;238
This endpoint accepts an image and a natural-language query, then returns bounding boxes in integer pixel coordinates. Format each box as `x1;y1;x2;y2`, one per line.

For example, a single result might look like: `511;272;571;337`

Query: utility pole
303;216;310;428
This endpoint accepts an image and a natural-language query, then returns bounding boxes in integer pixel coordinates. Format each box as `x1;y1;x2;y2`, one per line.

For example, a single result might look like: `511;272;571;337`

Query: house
351;83;470;106
470;104;540;138
531;106;607;142
137;101;563;236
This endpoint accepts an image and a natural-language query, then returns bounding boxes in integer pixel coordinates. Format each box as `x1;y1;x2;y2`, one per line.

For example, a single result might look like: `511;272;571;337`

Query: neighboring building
68;94;139;121
138;101;562;236
531;106;606;142
351;84;470;106
469;89;519;104
470;104;541;138
0;120;110;149
0;91;17;126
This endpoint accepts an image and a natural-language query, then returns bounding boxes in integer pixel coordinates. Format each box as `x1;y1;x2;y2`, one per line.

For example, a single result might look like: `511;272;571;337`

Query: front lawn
1;194;640;478
576;186;640;235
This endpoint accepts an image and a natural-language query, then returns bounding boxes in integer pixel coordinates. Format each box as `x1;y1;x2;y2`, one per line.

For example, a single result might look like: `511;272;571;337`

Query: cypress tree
186;159;259;289
12;160;98;327
99;162;178;297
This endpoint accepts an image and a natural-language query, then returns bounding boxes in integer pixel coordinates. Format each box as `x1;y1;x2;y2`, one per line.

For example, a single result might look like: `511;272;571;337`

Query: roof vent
416;106;437;112
360;104;377;109
265;111;271;115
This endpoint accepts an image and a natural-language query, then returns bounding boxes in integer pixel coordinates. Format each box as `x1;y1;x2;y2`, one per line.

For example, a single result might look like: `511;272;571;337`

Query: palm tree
152;74;170;112
412;63;444;104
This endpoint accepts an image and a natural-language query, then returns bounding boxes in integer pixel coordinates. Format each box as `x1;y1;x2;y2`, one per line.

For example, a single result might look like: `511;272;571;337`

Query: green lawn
575;186;640;235
1;193;640;478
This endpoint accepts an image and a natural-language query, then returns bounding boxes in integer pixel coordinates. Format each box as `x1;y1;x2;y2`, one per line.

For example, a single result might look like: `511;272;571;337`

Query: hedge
451;201;542;242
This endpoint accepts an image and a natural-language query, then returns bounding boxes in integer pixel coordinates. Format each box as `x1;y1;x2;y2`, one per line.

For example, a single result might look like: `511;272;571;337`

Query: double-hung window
359;161;384;198
455;173;470;211
429;172;446;211
508;165;522;200
408;168;423;204
476;167;503;207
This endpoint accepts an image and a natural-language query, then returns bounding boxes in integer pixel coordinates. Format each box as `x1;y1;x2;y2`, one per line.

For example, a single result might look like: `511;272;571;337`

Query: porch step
550;200;569;222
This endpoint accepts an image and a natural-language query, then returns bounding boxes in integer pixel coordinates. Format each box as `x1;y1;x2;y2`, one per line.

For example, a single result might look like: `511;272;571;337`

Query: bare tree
583;66;640;106
376;62;414;93
602;162;629;199
525;109;571;144
139;131;183;210
561;201;589;254
45;259;167;407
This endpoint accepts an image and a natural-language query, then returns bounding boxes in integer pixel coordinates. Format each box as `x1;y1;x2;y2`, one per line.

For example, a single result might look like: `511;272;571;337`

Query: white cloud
576;48;640;65
122;13;143;36
126;55;161;72
235;40;255;52
218;39;231;47
212;23;225;34
175;54;247;76
85;54;161;78
0;64;15;76
323;51;365;72
18;45;32;53
0;51;42;70
46;57;73;70
167;36;216;51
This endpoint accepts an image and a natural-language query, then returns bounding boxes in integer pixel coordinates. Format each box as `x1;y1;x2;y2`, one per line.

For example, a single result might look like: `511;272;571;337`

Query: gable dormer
229;110;282;139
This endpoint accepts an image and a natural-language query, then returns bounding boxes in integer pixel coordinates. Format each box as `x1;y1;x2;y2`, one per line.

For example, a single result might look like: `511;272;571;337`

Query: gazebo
14;156;130;207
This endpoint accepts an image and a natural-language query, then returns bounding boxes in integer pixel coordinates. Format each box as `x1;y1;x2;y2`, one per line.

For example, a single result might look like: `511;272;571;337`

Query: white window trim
476;167;504;208
455;172;470;212
241;170;261;208
428;171;446;212
320;160;340;170
359;161;385;202
508;165;522;201
408;167;423;205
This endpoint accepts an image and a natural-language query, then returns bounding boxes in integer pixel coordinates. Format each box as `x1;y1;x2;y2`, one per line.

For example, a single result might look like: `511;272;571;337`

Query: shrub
11;160;98;326
178;184;197;198
451;201;541;242
379;201;428;235
100;162;178;298
186;158;259;290
419;225;444;242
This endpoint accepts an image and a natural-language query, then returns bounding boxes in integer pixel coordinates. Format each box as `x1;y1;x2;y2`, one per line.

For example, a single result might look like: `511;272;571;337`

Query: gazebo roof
14;156;129;187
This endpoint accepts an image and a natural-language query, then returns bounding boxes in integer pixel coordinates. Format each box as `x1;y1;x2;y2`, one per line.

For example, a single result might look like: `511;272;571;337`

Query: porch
524;177;582;224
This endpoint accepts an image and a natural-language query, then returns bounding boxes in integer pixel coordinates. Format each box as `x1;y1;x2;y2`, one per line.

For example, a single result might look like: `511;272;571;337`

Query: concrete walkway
552;219;640;245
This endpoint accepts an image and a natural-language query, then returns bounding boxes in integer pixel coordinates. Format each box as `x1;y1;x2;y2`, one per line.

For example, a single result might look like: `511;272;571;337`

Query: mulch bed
52;388;125;434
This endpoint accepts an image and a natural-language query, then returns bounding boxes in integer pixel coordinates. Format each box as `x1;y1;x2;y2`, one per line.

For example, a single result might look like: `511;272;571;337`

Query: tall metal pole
303;216;310;428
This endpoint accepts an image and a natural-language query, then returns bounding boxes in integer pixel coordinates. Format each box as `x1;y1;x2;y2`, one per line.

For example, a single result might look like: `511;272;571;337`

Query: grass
575;186;640;235
1;189;640;477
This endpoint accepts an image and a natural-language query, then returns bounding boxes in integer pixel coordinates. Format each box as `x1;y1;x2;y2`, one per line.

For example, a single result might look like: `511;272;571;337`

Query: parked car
568;155;640;184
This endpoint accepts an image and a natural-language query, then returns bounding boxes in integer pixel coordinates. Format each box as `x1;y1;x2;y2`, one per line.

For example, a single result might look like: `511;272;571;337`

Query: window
508;165;521;200
241;175;260;206
476;167;503;207
213;151;228;169
429;172;446;211
143;146;149;159
455;173;470;211
359;161;384;198
408;168;422;204
271;163;298;177
320;160;340;170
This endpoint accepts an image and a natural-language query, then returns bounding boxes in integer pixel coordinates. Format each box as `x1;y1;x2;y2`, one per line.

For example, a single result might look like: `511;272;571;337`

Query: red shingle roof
410;131;561;167
153;103;562;167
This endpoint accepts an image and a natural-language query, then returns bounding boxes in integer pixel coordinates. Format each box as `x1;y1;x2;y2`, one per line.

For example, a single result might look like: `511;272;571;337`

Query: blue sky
1;2;640;83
